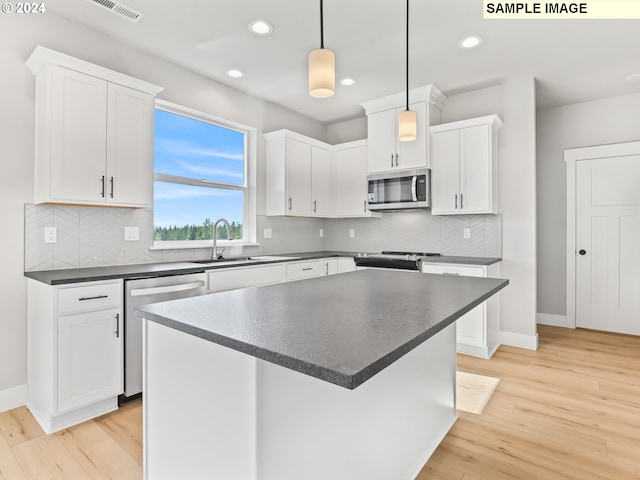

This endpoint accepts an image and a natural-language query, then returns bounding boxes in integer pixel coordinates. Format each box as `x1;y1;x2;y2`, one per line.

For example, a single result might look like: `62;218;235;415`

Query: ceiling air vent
86;0;143;23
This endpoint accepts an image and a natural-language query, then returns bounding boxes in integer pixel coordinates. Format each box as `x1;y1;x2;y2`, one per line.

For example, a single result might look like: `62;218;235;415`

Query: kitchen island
137;269;508;480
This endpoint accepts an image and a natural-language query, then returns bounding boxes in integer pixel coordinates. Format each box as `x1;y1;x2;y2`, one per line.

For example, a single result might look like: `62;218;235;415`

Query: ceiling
47;0;640;124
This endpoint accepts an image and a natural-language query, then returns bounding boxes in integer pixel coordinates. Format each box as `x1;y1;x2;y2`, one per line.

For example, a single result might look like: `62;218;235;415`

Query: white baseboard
499;330;538;350
0;384;27;413
537;313;570;328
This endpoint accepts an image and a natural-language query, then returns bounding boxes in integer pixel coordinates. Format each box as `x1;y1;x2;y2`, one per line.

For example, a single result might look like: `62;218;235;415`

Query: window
153;101;254;247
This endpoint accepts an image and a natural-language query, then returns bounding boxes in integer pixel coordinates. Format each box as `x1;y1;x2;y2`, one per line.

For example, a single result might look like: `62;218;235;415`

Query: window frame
152;99;257;249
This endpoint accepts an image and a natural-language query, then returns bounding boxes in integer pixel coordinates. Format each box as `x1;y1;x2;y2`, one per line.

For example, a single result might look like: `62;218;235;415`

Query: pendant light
309;0;335;98
398;0;417;141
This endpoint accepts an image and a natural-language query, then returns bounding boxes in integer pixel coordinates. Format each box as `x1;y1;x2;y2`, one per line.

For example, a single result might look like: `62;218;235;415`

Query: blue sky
153;109;245;229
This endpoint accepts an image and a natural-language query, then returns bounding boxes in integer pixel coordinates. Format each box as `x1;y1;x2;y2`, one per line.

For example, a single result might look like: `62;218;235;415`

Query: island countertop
137;269;508;389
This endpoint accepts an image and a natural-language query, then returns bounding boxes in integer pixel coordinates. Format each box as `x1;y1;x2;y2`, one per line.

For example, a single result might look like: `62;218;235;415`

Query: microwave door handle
411;176;418;202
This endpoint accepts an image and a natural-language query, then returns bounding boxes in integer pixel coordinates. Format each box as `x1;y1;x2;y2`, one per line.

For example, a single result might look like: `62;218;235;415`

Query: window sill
149;241;260;251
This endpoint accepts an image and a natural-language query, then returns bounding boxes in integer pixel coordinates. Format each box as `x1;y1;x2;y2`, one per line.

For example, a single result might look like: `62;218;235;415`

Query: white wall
441;78;538;348
536;92;640;318
0;13;328;404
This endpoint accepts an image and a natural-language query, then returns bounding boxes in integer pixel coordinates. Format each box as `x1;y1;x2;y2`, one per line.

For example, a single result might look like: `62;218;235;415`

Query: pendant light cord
405;0;409;111
320;0;325;49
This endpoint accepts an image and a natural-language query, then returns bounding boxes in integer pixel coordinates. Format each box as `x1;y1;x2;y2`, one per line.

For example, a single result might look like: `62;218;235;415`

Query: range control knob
579;249;586;255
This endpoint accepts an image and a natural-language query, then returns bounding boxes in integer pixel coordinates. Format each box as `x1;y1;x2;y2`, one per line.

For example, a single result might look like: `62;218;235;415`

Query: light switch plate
44;227;57;244
124;226;140;241
264;228;272;239
463;228;471;239
319;228;324;238
349;228;355;238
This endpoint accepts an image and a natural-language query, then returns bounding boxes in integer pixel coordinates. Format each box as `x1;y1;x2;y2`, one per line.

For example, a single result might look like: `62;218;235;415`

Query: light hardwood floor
1;325;638;479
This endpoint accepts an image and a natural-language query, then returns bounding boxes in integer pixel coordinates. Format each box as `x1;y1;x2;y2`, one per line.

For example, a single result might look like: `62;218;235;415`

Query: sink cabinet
207;263;286;293
26;46;162;208
421;262;501;358
27;279;123;433
430;115;503;215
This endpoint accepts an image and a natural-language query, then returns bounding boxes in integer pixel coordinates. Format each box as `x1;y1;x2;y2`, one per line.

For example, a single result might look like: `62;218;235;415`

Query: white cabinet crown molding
360;84;446;115
430;114;503;133
26;46;163;95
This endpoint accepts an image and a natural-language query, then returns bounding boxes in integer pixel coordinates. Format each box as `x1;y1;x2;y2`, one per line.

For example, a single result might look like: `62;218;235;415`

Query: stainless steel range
354;251;441;271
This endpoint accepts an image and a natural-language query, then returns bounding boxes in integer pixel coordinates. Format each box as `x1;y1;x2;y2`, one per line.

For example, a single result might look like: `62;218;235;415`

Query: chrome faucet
212;218;234;260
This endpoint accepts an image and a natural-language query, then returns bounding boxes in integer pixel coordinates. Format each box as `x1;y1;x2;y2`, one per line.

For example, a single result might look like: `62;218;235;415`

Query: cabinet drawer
58;281;122;315
286;260;323;281
421;264;484;277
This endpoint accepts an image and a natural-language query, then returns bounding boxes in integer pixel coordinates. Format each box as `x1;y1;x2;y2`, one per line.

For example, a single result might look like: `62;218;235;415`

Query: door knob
579;249;586;255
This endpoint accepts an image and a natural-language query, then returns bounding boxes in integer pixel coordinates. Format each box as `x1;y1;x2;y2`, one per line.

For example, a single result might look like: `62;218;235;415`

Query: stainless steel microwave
367;168;430;211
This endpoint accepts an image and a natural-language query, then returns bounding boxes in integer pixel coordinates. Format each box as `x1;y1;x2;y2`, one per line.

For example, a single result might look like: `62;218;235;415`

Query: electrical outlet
44;227;57;244
349;228;355;238
463;228;471;239
319;228;324;238
264;228;272;239
124;226;140;241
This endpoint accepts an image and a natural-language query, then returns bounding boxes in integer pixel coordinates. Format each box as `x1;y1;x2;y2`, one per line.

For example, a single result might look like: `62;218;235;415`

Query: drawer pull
78;295;109;301
302;267;314;271
443;272;460;276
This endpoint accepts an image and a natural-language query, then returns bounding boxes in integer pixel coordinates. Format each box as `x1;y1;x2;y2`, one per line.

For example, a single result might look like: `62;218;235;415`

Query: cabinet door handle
364;200;367;213
313;200;317;213
100;176;105;198
325;263;329;275
78;295;108;301
395;153;399;167
460;193;464;210
455;194;458;209
109;177;114;198
115;313;120;338
288;197;292;211
390;154;394;168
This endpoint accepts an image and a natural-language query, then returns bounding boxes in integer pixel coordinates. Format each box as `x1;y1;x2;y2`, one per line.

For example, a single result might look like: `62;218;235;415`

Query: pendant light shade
398;109;417;141
309;0;335;98
309;47;335;98
398;0;416;142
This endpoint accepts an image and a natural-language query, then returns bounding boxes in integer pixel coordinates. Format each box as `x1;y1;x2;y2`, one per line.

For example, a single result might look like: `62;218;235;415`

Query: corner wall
441;78;538;348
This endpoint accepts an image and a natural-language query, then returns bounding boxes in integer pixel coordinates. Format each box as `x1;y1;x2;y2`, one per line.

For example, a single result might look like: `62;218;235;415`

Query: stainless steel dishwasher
124;272;207;399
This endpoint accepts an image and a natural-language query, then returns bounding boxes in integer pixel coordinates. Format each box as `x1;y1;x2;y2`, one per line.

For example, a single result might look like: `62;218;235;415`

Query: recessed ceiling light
248;20;273;36
625;72;640;82
340;78;356;86
226;69;245;78
459;36;483;49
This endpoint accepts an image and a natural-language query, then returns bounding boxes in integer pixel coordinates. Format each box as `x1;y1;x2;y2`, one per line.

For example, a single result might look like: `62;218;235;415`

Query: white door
50;66;107;203
367;108;397;173
58;308;123;413
576;155;640;335
460;124;490;213
396;102;427;170
285;138;312;215
311;145;332;216
106;83;154;207
430;129;460;214
335;145;368;216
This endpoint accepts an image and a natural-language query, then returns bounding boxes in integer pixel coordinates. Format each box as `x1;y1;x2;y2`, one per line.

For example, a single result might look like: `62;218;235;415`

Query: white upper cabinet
361;85;446;174
311;145;332;216
26;46;162;208
265;130;334;217
430;115;503;215
334;140;373;217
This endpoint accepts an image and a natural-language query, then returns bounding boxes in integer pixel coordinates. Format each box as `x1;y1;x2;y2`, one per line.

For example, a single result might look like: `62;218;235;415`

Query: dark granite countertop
24;250;502;285
137;269;508;390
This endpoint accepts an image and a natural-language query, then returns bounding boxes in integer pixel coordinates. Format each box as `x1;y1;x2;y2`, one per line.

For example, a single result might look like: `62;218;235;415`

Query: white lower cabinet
27;279;123;434
421;262;501;358
286;260;324;281
208;263;286;293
